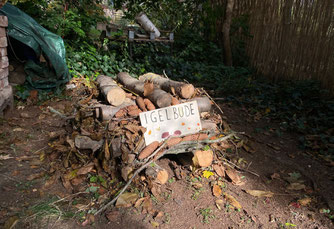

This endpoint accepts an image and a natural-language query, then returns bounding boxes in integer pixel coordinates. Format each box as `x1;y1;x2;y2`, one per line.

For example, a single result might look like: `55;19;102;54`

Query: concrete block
0;85;13;117
0;47;7;56
0;27;6;37
0;16;8;27
0;67;8;79
0;56;8;68
0;76;8;90
0;37;7;47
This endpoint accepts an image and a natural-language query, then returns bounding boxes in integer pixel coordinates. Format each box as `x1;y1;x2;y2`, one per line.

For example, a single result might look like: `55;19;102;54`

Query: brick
0;76;8;90
0;67;8;79
0;56;8;68
0;85;13;117
0;27;5;37
0;16;8;27
0;37;7;47
0;47;6;57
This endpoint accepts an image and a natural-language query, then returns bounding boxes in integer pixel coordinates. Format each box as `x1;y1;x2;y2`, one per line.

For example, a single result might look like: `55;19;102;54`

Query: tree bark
222;0;234;66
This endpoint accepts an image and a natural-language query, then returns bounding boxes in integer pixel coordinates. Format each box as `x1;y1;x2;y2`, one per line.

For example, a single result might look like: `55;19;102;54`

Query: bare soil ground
0;95;333;229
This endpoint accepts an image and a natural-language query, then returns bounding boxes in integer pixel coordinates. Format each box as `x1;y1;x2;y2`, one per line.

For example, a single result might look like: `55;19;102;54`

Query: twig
48;106;74;120
200;88;224;116
162;70;169;79
94;140;169;215
222;158;260;177
119;86;139;97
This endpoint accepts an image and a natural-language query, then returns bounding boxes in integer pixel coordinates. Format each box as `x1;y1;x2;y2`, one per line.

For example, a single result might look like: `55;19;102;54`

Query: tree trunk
222;0;234;66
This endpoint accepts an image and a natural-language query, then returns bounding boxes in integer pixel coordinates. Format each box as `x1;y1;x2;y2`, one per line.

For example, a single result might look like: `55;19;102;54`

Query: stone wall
0;15;13;117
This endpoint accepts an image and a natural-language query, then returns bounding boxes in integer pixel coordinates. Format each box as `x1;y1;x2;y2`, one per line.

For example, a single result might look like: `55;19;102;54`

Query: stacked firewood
47;72;237;215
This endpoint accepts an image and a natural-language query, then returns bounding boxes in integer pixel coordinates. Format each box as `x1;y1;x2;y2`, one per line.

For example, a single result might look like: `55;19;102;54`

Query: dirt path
0;98;333;229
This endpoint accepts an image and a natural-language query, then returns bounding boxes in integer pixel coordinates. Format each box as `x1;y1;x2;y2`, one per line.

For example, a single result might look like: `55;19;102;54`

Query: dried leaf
223;192;242;209
142;197;153;214
213;184;222;197
270;173;280;179
27;172;45;181
77;162;94;175
151;221;159;227
106;210;120;222
225;168;244;185
115;192;138;207
245;190;274;197
215;199;224;210
213;164;225;177
0;154;13;160
287;183;306;191
202;170;214;179
104;140;110;161
298;197;312;206
61;176;73;193
134;197;146;208
144;81;154;97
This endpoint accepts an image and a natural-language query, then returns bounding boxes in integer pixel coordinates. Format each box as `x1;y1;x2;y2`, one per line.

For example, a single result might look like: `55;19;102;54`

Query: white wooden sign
139;101;202;145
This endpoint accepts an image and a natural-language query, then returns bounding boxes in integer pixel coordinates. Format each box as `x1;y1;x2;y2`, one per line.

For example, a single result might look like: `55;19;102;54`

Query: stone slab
0;47;6;57
0;37;7;48
0;67;8;79
0;85;13;117
0;76;8;90
0;16;8;27
0;56;8;68
0;27;6;37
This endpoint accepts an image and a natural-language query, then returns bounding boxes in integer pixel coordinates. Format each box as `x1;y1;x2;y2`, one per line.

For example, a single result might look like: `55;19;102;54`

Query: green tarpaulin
0;3;70;89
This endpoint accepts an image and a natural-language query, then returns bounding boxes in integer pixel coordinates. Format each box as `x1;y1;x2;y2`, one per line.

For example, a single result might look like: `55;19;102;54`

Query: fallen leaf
77;162;94;175
104;140;110;161
61;176;73;193
223;192;242;209
298;197;312;206
115;192;138;207
215;199;224;210
3;216;19;229
213;185;222;197
0;154;13;160
287;183;306;191
270;173;280;179
134;197;146;208
245;190;274;197
213;164;225;177
225;168;244;185
202;170;214;179
242;144;255;153
142;197;153;214
155;211;164;219
151;221;159;227
144;81;154;96
106;210;120;222
27;171;45;181
13;128;24;132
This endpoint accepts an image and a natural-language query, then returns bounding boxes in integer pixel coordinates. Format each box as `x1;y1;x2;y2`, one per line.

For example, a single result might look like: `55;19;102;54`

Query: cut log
95;99;136;121
96;75;126;106
145;162;169;184
139;73;195;99
186;97;212;113
117;72;172;108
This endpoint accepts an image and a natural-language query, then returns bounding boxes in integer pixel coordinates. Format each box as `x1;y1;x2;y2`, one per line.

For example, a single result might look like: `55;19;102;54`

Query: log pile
46;72;242;217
